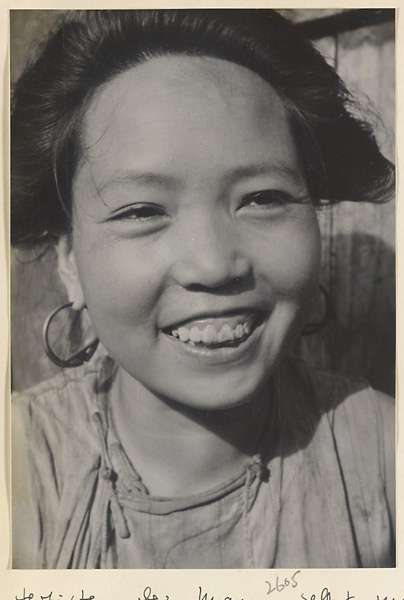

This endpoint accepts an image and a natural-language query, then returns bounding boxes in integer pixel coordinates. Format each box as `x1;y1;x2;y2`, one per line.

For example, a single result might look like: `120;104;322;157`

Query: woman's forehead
82;55;290;145
77;55;301;192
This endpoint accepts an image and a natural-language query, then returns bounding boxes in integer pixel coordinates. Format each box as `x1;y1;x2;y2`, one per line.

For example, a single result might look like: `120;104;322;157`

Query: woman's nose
171;216;252;290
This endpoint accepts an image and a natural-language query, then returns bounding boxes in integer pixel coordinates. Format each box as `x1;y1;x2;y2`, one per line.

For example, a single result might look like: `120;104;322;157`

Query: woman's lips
163;312;264;348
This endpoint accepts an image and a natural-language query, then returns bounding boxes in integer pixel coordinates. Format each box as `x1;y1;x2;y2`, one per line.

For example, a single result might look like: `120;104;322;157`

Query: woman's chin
157;363;274;412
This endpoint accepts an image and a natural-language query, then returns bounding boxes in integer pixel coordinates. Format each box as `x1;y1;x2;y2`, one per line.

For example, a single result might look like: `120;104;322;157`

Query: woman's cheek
257;211;320;296
286;215;321;316
76;243;162;324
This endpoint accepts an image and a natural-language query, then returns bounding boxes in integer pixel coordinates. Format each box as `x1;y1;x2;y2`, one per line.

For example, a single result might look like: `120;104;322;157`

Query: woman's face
66;56;321;410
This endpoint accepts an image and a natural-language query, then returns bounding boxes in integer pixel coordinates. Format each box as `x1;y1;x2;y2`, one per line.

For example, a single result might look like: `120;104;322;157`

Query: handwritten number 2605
266;570;301;594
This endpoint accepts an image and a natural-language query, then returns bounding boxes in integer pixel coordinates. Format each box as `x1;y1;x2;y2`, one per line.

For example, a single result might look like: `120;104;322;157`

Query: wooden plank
295;22;395;396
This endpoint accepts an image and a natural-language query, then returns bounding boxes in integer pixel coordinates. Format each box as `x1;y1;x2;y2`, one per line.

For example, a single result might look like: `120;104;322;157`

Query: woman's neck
109;368;272;497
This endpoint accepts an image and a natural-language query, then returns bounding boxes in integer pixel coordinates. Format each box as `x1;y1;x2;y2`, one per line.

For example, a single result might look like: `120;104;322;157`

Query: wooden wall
10;10;395;395
295;16;395;396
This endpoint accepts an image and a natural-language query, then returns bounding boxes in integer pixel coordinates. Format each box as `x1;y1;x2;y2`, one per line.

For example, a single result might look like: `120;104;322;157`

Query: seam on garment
162;514;236;568
345;390;386;565
242;467;256;568
165;498;245;558
119;477;248;516
327;403;363;567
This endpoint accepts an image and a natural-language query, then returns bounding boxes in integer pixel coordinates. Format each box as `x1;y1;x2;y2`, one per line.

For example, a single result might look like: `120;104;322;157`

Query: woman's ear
56;236;86;310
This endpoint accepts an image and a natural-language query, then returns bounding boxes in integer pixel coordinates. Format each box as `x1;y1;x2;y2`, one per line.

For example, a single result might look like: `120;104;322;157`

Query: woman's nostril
173;246;252;290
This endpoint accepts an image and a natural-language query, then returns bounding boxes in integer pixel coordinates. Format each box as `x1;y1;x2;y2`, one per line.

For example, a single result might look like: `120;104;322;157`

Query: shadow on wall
295;233;395;397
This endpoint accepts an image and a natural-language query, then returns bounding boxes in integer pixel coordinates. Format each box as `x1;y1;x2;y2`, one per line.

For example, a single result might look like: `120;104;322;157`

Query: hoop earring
302;285;333;337
42;302;99;368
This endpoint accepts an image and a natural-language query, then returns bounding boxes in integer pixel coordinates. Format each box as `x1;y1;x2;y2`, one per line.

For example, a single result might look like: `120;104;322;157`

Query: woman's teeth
169;318;255;346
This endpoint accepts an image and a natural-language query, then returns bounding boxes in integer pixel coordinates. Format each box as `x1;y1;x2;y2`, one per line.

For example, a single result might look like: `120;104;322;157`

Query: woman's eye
108;204;166;223
239;189;292;210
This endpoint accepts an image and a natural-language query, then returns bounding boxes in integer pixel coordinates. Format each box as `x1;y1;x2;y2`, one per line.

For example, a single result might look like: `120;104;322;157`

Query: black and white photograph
9;8;396;574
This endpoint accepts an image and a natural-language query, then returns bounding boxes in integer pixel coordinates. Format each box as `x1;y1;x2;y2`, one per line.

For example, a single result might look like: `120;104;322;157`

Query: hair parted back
11;9;395;246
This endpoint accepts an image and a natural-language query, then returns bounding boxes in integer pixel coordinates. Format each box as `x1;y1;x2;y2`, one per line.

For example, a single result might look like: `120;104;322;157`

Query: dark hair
11;9;394;246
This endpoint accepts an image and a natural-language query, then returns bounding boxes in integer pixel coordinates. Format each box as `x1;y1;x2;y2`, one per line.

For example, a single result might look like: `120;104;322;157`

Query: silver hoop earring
42;302;99;368
302;285;333;337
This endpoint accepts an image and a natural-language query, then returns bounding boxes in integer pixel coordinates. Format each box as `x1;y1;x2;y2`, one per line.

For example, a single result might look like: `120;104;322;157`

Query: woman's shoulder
309;361;394;441
284;356;395;529
280;356;394;447
256;358;395;567
11;364;103;472
12;364;98;430
11;365;106;568
282;357;394;486
13;365;89;403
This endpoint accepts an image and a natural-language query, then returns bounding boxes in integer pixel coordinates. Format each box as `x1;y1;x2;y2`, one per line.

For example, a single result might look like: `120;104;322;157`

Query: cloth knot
248;455;270;482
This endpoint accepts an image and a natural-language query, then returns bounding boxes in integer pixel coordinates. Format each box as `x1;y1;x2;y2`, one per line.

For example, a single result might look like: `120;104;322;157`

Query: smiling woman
11;9;395;569
63;56;320;412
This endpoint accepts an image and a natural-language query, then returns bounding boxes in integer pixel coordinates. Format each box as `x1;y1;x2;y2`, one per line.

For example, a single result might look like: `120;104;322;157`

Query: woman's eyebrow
98;171;179;193
95;163;304;196
223;162;305;187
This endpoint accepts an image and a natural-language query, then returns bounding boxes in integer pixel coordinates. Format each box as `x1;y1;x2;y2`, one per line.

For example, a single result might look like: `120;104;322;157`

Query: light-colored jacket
12;355;395;568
